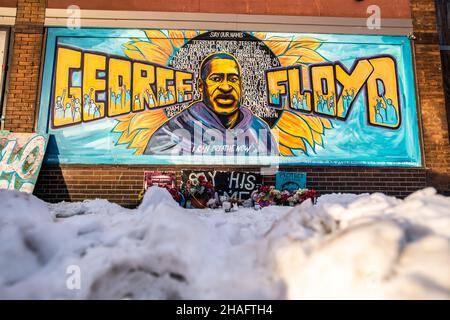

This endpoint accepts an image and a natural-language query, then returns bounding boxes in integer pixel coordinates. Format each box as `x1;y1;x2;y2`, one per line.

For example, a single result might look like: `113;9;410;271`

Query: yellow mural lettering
366;56;400;128
156;68;176;107
132;62;156;111
266;69;288;108
175;71;193;104
287;67;312;112
51;46;194;128
265;55;400;128
53;47;82;127
52;45;400;131
108;57;132;117
311;64;337;117
83;52;106;121
335;59;373;119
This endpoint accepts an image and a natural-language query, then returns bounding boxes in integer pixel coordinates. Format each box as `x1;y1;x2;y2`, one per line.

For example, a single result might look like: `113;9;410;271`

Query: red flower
258;200;270;207
280;194;289;202
297;189;318;204
165;185;181;202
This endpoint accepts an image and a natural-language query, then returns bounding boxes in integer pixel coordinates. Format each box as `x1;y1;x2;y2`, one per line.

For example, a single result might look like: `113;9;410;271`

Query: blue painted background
38;28;421;167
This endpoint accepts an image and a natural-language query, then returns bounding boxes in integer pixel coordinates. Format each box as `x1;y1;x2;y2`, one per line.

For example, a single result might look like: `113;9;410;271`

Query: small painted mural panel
38;28;421;166
276;172;307;191
0;131;49;193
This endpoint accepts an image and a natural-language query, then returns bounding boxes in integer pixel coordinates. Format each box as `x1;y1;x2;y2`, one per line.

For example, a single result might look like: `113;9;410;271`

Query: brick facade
3;0;45;132
411;0;450;193
46;0;411;18
34;165;428;207
1;0;449;206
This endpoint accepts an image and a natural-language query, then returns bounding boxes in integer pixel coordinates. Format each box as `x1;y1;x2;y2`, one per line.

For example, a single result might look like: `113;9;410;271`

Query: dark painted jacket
144;101;277;156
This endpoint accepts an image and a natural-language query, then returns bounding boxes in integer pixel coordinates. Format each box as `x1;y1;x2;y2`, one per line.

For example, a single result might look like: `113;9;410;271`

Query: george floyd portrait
46;29;419;167
143;52;277;156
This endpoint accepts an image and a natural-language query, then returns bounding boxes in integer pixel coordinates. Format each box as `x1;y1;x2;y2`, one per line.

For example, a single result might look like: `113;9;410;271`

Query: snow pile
271;188;450;299
0;186;449;299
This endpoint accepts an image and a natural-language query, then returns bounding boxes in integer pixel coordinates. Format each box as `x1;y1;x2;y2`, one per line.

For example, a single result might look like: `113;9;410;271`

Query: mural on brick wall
0;30;7;104
0;131;48;193
38;28;421;166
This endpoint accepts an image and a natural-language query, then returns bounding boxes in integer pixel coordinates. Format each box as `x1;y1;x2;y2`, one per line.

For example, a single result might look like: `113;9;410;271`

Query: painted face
201;58;241;115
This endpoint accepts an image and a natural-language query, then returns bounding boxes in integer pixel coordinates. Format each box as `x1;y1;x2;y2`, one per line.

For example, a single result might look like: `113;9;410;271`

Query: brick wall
3;0;45;132
34;165;428;207
2;0;447;205
45;0;412;18
411;0;450;194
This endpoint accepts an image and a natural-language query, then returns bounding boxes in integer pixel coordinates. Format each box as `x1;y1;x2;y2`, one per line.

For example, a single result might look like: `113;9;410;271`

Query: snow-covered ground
0;187;449;299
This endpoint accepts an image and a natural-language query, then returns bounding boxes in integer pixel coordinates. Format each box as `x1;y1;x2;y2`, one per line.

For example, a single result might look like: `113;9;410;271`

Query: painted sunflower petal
131;42;170;65
129;130;152;155
278;128;307;151
116;129;139;145
112;115;134;133
275;111;315;147
264;37;291;56
122;48;147;61
253;32;267;40
183;30;199;40
144;30;174;56
320;117;333;129
113;109;169;154
129;118;165;155
291;37;322;50
112;121;128;134
168;30;186;49
278;55;300;67
300;114;325;134
129;109;167;132
278;144;295;156
283;46;310;57
296;48;328;64
122;42;139;50
312;131;323;147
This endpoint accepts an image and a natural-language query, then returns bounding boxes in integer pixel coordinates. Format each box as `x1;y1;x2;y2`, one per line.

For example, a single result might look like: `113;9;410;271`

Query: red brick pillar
3;0;45;132
411;0;450;194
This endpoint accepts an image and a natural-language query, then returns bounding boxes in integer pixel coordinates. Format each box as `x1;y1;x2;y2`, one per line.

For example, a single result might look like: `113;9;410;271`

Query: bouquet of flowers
273;189;292;206
287;188;318;206
165;184;182;203
180;175;215;208
252;185;318;208
251;185;274;208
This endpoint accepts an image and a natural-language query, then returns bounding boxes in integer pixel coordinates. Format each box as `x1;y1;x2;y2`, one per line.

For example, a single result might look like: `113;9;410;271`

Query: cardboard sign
0;131;49;193
275;172;307;191
144;171;176;190
181;170;262;200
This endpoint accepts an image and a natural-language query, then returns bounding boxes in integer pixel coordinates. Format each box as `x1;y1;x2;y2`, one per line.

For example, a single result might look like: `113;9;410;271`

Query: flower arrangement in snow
165;185;182;203
251;186;318;208
180;174;216;207
287;188;318;205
